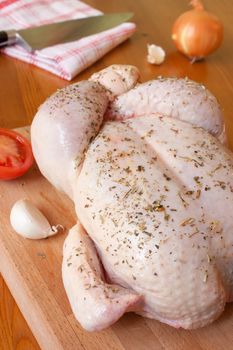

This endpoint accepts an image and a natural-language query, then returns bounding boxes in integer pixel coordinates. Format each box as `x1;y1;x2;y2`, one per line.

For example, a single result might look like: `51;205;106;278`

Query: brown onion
172;0;223;62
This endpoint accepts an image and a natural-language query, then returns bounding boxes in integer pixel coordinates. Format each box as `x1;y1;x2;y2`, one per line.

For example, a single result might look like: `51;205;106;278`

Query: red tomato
0;128;34;180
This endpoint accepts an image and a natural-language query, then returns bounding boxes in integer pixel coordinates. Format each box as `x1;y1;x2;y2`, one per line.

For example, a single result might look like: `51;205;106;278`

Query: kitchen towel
0;0;136;80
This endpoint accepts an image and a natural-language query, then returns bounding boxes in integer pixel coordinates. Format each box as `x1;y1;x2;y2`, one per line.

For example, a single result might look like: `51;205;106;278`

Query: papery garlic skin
10;199;57;239
147;44;166;65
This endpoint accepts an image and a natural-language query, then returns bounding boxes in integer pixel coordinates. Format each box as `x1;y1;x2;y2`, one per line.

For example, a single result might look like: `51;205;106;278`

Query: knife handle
0;30;17;48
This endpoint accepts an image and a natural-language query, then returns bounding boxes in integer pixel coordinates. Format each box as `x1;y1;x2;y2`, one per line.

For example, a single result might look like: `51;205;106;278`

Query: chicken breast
75;115;233;329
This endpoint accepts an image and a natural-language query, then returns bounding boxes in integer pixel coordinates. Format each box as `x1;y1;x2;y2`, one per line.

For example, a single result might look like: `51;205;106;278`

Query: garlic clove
147;44;166;65
10;199;60;240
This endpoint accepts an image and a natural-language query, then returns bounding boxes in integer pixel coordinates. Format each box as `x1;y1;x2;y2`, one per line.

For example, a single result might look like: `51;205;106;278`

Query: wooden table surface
0;0;233;349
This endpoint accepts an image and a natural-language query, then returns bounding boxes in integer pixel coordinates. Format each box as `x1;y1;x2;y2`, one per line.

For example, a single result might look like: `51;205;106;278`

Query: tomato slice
0;128;34;180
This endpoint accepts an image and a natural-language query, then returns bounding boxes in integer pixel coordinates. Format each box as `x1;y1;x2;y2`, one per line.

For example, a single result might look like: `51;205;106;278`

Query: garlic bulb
147;44;166;65
10;199;62;239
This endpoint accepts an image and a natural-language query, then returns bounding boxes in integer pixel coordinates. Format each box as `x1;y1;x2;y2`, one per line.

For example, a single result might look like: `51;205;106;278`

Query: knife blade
0;12;133;52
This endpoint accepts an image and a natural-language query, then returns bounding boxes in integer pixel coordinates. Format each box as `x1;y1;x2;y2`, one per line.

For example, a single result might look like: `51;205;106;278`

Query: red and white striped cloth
0;0;136;80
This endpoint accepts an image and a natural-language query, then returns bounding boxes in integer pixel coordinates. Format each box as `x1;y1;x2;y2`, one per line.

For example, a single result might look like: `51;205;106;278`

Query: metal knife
0;12;133;52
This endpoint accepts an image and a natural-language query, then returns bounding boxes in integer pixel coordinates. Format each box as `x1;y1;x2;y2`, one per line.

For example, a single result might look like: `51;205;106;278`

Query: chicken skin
31;65;232;331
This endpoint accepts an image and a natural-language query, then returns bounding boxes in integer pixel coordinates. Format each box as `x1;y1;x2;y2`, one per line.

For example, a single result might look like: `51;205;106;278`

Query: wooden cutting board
0;128;233;350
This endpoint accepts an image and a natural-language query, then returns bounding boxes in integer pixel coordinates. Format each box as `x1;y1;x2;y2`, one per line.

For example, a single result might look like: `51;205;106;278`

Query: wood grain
0;0;233;349
0;161;233;350
0;278;40;350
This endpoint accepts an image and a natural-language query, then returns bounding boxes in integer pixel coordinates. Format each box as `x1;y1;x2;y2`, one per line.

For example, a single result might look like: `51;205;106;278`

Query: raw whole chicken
31;65;233;331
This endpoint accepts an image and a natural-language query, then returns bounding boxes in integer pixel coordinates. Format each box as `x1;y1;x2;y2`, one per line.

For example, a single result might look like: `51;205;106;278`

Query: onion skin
172;4;224;61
